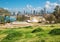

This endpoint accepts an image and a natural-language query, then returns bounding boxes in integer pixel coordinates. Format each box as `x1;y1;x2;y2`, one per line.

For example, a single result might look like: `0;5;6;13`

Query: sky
0;0;60;12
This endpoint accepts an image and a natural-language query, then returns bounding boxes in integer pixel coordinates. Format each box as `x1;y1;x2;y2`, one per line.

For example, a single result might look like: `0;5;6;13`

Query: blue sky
0;0;60;12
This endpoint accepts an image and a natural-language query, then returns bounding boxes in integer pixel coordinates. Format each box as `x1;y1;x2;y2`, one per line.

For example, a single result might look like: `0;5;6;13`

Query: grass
31;27;44;33
0;24;60;42
1;31;23;42
49;28;60;35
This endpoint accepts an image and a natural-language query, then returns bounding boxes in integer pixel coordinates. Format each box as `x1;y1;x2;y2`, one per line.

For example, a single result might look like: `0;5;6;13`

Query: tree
16;15;26;21
0;8;11;23
16;11;21;21
0;8;11;16
53;5;60;23
44;14;56;23
0;16;5;24
53;5;60;18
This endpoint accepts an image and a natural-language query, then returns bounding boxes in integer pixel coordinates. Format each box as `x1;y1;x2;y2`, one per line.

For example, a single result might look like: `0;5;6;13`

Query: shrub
1;31;23;42
50;25;55;27
31;27;43;33
5;31;23;39
49;28;60;35
23;26;33;29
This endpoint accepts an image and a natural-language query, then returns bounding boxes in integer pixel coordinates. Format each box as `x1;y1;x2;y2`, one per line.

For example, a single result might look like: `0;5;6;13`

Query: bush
31;27;43;33
50;25;55;27
24;26;32;28
5;31;23;39
49;28;60;35
1;31;23;42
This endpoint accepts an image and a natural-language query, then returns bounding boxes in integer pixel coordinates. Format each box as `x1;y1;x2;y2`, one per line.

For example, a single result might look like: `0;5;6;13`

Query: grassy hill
0;24;60;42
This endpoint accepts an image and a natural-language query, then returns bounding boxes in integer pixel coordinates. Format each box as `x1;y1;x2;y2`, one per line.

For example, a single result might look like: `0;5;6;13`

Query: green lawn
0;24;60;42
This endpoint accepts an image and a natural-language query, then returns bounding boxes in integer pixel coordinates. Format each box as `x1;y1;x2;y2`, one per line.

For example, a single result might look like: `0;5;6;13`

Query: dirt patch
0;22;33;29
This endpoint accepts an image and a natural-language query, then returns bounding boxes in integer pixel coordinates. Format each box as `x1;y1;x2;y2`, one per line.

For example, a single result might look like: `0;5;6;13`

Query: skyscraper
44;7;46;14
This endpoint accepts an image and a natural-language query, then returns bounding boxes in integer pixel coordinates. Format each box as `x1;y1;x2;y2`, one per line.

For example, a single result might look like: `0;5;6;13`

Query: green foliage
0;8;11;24
36;33;48;38
0;16;5;24
25;33;33;38
49;28;60;35
0;25;60;42
23;26;33;29
53;5;60;23
0;29;16;34
0;30;3;34
32;27;43;33
41;39;45;42
50;25;55;27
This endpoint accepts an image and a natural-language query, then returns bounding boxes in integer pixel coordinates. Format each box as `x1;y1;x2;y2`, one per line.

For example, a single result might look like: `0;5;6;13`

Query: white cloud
45;1;50;9
51;3;58;7
24;4;42;12
45;1;60;10
35;7;42;12
46;1;50;5
4;8;9;10
20;4;43;13
26;4;33;10
45;4;50;9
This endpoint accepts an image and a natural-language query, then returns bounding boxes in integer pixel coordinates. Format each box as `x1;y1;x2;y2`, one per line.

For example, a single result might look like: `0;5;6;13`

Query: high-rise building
44;7;46;14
